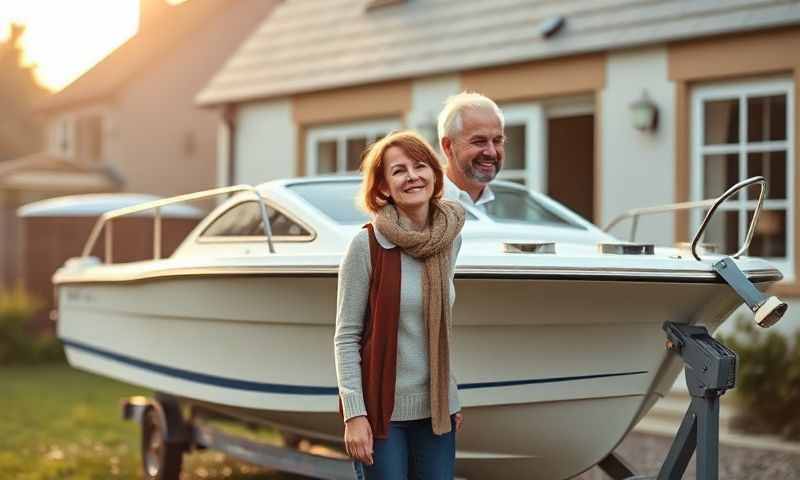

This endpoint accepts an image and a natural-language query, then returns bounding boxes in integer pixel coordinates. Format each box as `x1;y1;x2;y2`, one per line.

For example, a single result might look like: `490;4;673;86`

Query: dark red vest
339;224;401;439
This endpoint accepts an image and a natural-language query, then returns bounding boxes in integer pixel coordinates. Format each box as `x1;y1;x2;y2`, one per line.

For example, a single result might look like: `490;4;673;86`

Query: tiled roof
0;152;123;191
197;0;800;105
35;0;233;112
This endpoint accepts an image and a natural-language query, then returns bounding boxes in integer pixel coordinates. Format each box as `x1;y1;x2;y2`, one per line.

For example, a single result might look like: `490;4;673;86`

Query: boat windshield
287;180;583;228
288;181;370;224
484;184;585;229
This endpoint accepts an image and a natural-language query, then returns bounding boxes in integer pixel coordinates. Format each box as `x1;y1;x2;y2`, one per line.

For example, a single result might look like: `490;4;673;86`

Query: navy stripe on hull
61;338;647;395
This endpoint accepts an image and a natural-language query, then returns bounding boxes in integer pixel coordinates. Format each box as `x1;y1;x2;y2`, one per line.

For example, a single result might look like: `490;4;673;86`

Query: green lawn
0;364;306;479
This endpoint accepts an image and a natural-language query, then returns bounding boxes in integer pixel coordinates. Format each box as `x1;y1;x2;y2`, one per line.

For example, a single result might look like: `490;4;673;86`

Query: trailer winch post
654;322;736;480
598;322;736;480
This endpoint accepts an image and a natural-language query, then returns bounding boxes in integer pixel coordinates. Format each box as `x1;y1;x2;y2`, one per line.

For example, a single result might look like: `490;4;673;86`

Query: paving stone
576;432;800;479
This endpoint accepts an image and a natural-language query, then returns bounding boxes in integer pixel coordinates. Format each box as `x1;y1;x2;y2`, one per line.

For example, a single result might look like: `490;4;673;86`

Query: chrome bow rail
603;176;767;262
80;184;274;263
689;176;766;262
603;199;717;243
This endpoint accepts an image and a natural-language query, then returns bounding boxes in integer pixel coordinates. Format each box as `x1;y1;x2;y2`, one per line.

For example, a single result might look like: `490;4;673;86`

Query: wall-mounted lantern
630;90;659;132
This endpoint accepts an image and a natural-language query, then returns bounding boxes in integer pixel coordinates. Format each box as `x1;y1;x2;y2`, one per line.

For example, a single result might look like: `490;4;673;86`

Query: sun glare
0;0;139;92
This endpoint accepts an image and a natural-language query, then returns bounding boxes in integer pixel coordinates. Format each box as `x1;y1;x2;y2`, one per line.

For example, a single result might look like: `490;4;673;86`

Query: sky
0;1;183;92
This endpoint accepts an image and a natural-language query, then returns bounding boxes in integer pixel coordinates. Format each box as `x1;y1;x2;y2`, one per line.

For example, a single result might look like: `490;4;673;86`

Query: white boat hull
57;273;747;479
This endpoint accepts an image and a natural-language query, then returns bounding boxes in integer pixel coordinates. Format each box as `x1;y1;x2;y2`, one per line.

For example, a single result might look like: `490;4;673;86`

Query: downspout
219;104;237;187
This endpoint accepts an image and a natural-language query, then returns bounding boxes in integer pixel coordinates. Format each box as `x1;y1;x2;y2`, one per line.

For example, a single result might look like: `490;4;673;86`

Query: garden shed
17;194;203;332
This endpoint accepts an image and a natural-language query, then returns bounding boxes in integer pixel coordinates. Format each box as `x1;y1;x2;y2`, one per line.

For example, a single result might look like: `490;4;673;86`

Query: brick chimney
139;0;170;31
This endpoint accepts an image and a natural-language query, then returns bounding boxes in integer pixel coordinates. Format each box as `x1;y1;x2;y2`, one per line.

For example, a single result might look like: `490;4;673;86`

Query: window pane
346;137;368;172
202;202;262;237
703;154;739;198
504;124;526;170
747;209;786;258
746;151;786;200
202;202;311;238
415;126;437;147
317;140;338;174
747;94;787;142
268;210;310;237
704;99;739;145
702;210;739;254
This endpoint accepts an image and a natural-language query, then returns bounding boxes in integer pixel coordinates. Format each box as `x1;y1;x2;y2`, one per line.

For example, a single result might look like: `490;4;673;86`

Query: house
197;0;800;331
0;0;280;288
0;24;48;163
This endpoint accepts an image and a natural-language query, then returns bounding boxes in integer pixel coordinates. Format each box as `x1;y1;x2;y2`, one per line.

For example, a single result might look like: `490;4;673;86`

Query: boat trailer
123;395;357;480
121;177;787;480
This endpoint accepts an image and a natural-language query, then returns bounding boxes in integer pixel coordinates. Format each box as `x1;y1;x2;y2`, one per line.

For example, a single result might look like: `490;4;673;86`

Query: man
437;92;505;212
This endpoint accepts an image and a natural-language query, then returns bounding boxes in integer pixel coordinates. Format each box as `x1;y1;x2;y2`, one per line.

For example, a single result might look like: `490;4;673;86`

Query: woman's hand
344;416;374;465
454;411;464;432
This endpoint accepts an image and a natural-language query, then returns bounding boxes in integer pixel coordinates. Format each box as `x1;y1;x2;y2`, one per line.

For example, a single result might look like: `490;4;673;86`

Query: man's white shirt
443;176;495;213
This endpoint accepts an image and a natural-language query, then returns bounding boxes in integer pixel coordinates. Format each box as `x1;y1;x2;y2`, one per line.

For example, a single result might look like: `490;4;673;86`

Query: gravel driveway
576;432;800;479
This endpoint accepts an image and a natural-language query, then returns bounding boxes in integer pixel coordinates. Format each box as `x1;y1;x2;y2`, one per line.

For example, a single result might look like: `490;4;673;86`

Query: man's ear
441;137;453;162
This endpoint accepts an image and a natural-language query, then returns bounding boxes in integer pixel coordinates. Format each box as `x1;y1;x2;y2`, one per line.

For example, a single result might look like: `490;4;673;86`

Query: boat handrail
602;199;718;242
690;176;766;261
80;184;275;262
603;176;767;261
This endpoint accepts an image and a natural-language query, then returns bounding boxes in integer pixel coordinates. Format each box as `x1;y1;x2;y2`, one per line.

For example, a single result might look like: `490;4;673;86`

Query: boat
53;176;784;480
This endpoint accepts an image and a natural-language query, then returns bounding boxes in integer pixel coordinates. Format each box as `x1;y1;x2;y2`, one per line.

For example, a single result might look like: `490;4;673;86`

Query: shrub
719;315;800;440
0;285;64;364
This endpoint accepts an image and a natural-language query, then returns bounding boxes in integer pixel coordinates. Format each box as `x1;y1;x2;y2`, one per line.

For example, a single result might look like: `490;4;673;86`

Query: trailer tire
141;406;184;480
282;431;304;449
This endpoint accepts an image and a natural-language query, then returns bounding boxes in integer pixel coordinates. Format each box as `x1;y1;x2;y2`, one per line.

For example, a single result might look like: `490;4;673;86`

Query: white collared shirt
443;176;495;213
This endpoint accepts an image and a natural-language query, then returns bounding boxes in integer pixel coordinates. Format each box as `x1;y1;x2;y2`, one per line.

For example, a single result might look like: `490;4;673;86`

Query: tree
0;23;48;162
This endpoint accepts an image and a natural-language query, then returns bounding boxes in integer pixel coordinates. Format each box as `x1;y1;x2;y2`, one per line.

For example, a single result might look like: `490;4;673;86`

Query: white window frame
305;119;402;176
501;103;545;191
691;77;795;278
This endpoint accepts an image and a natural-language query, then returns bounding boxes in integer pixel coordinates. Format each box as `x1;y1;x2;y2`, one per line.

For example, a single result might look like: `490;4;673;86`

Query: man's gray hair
437;91;504;150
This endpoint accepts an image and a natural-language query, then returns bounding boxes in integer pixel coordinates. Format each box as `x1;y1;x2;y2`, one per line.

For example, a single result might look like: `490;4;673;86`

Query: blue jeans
353;416;456;480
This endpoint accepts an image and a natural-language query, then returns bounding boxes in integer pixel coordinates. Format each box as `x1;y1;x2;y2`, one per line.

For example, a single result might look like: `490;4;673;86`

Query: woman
334;131;465;480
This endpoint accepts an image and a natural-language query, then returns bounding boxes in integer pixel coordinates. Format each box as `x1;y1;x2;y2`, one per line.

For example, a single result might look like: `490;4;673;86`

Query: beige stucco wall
601;47;676;245
113;0;278;200
407;75;462;148
234;100;296;185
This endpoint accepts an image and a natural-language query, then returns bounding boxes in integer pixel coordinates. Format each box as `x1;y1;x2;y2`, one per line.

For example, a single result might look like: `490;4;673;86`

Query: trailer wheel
141;407;183;480
282;431;303;449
